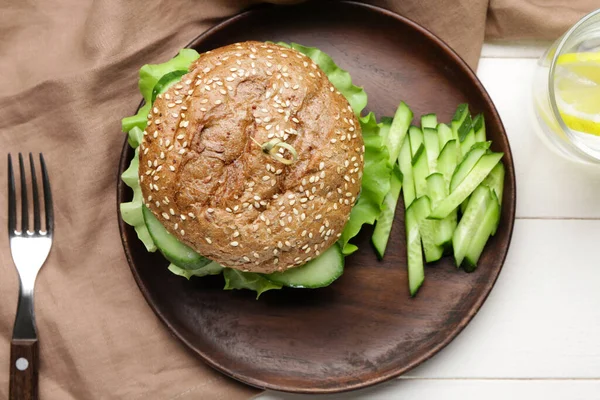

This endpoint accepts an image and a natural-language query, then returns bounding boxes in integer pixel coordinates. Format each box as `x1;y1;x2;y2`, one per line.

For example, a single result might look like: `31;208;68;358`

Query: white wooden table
258;42;600;399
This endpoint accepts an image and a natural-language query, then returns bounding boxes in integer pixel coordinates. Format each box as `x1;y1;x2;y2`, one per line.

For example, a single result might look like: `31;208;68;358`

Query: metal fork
8;153;53;400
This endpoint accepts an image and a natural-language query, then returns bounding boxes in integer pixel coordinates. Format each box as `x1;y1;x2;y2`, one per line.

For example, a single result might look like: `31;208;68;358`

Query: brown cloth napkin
0;0;596;399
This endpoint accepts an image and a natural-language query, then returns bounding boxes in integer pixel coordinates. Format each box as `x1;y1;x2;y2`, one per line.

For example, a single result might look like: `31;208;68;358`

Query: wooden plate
117;1;516;394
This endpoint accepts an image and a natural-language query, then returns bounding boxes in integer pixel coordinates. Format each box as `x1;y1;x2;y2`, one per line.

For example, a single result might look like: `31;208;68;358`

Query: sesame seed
233;231;240;238
180;230;185;236
162;212;170;220
230;241;239;247
277;241;283;249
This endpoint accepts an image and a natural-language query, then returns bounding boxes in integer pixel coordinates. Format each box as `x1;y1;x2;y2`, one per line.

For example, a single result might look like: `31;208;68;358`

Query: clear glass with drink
533;9;600;164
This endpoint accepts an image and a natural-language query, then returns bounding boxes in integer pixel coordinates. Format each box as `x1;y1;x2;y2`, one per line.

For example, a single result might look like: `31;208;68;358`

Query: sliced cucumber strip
482;161;505;235
408;126;424;158
405;198;426;296
399;138;416;208
267;243;344;288
450;142;491;192
421;113;437;129
142;205;212;270
412;195;443;263
427;173;456;248
412;144;430;198
423;127;439;173
437;139;458;188
388;102;413;163
464;191;500;270
452;186;492;267
379;116;393;145
151;70;188;104
473;113;487;143
457;113;473;142
429;152;503;220
460;127;476;156
451;104;469;140
372;165;402;258
437;123;454;148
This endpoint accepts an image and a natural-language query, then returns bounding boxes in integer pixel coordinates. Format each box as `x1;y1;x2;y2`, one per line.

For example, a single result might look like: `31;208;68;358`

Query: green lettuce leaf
139;48;200;104
121;49;200;132
120;145;156;252
168;261;224;280
339;112;392;255
223;269;283;299
277;42;367;116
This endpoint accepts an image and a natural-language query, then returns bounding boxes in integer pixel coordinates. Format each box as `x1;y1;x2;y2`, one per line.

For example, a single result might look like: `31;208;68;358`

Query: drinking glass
533;9;600;164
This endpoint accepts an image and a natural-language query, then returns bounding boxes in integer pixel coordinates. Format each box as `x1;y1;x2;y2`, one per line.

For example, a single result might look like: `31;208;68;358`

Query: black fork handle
9;338;38;400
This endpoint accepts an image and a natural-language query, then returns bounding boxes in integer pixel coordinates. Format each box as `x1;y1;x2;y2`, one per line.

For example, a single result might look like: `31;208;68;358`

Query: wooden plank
259;379;600;399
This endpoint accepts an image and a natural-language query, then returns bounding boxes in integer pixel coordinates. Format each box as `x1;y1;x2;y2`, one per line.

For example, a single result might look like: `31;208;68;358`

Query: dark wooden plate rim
117;1;516;393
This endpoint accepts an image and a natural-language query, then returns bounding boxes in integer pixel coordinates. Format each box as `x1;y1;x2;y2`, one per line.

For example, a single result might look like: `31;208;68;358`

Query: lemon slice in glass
555;52;600;136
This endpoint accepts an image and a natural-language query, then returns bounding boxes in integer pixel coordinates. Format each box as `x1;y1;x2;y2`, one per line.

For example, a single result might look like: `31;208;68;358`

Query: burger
120;41;393;297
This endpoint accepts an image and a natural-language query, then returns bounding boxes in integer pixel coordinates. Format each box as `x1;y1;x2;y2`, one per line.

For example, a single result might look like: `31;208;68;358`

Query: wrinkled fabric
487;0;598;40
0;0;596;398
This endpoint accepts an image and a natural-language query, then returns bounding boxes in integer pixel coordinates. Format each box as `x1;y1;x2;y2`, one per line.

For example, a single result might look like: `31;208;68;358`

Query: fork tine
18;153;28;234
39;154;53;234
29;153;41;233
8;154;17;235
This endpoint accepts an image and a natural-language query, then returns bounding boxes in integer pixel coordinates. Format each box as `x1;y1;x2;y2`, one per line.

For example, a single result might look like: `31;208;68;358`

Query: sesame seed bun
139;41;364;274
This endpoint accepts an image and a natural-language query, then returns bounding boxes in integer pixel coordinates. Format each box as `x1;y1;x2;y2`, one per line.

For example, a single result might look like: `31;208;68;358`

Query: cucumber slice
450;142;491;192
463;191;500;271
151;70;188;104
388;102;413;163
408;126;423;158
399;138;416;208
426;173;446;204
412;195;443;263
460;128;476;156
423;127;439;173
437;139;458;188
421;113;437;129
379;116;393;145
452;186;492;267
372;165;402;258
405;198;426;296
267;243;344;288
437;123;454;148
473;113;487;143
142;205;212;270
427;173;456;248
451;104;469;140
482;161;505;235
412;144;430;198
451;104;469;159
457;113;473;142
429;152;503;220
